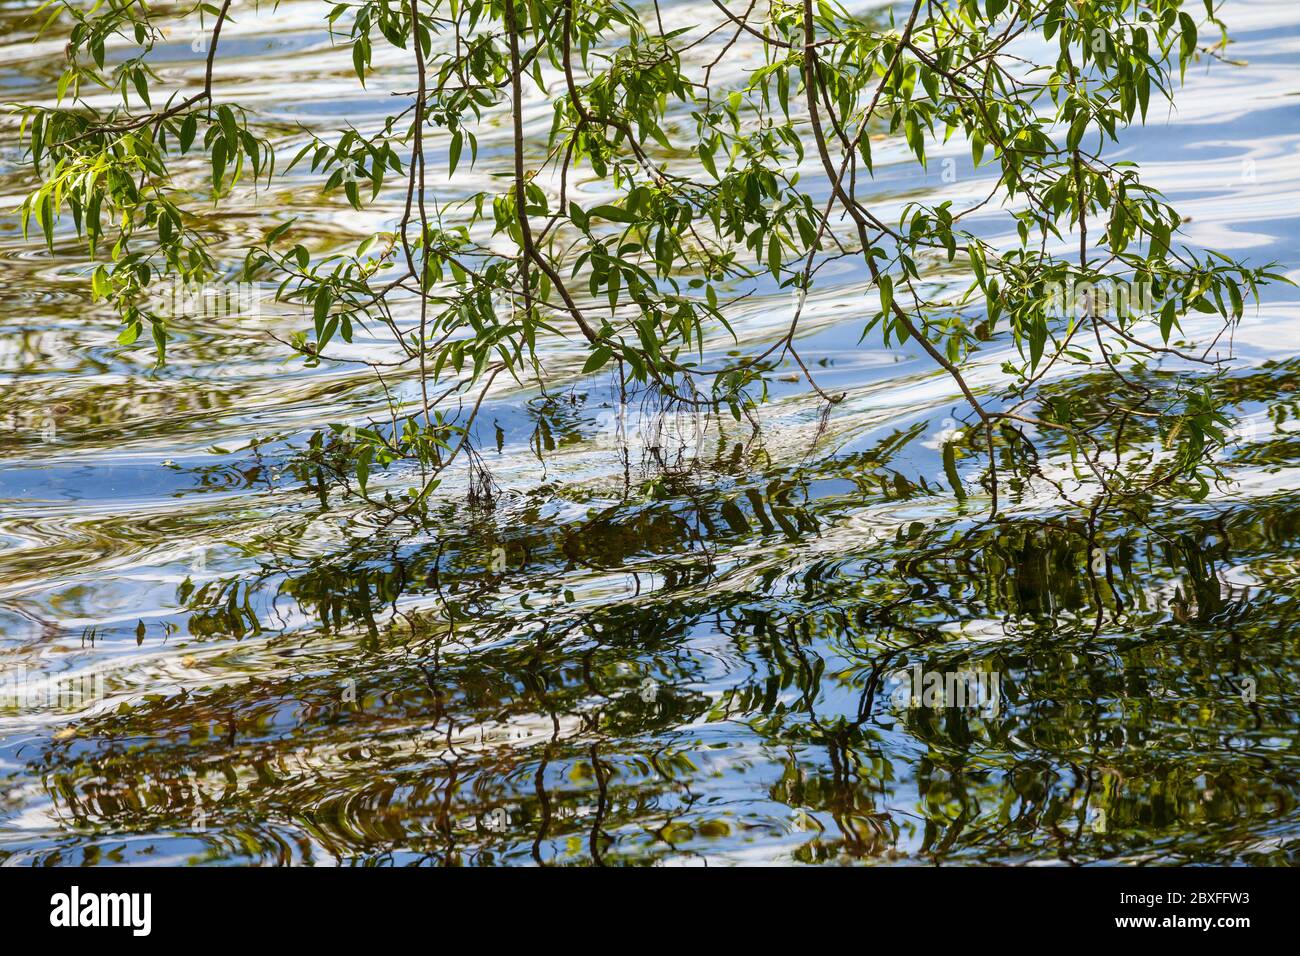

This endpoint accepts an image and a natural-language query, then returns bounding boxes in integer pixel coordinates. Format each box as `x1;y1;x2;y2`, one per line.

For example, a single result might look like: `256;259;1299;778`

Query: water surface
1;0;1299;865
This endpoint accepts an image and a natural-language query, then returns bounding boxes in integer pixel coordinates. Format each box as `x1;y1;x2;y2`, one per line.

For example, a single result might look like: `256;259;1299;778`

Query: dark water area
0;1;1298;865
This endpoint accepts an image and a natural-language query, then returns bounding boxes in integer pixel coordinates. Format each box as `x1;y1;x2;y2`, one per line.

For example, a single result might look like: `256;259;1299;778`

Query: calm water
1;1;1299;865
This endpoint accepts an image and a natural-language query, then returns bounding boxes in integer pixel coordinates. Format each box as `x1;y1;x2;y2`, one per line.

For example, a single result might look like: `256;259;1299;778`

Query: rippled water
1;0;1299;865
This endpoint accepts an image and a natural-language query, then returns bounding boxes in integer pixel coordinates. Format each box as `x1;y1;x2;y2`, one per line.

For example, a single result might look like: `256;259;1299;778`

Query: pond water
1;0;1298;865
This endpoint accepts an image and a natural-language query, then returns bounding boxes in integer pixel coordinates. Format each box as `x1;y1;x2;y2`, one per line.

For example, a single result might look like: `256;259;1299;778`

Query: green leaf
589;204;635;224
878;273;894;317
583;346;614;374
449;130;463;177
943;441;965;500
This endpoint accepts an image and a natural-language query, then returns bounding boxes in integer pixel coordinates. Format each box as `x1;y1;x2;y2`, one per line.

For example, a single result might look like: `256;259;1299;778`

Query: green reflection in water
5;361;1298;866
